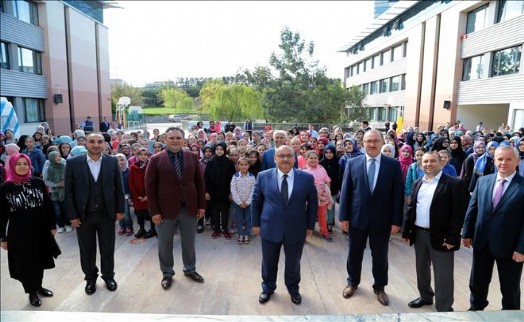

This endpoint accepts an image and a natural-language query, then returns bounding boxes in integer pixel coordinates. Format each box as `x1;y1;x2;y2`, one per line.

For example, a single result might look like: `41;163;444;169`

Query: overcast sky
104;1;374;87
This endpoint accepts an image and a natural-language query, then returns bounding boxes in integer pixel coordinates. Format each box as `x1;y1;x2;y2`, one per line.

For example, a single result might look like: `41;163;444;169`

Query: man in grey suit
402;151;468;312
462;146;524;310
65;133;125;295
252;145;318;305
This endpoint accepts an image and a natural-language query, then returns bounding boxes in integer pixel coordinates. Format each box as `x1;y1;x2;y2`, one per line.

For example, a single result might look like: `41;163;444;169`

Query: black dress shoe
29;293;42;307
258;291;273;304
143;229;157;239
103;278;118;291
161;277;172;290
85;281;96;295
408;297;433;308
184;271;204;283
290;292;302;304
374;290;390;306
37;287;53;297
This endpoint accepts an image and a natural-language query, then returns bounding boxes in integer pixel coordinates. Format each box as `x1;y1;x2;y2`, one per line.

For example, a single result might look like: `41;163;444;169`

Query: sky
104;1;374;87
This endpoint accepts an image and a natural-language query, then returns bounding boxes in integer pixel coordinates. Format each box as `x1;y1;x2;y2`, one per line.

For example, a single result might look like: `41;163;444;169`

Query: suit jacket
338;154;404;232
462;173;524;258
64;154;125;222
145;149;206;219
402;173;469;251
261;147;298;171
251;168;318;244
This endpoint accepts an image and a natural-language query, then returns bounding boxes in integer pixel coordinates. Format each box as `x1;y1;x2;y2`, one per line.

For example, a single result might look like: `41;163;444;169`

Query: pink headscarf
398;144;413;182
6;153;32;183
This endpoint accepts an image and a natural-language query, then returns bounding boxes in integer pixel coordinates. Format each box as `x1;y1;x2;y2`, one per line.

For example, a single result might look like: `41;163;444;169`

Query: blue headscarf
473;141;499;176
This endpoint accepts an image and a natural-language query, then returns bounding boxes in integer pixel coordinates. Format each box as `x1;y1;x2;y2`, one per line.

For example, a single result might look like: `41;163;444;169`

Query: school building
340;0;524;132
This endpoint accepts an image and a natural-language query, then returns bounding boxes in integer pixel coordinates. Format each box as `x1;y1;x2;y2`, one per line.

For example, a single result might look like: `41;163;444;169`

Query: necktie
174;153;182;181
281;174;289;204
368;158;376;192
492;179;507;209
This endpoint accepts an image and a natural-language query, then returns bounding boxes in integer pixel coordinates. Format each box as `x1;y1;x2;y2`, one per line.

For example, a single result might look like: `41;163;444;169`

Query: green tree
160;88;194;112
200;80;263;121
342;85;369;125
111;82;144;107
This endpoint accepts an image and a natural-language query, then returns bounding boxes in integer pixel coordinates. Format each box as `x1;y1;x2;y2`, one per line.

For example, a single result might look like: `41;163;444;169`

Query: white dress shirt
87;154;102;181
365;154;381;191
415;171;443;229
492;171;516;200
277;168;294;200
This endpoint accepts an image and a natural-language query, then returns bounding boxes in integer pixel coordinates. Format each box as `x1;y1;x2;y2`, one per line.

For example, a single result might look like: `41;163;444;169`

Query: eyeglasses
363;139;381;144
276;154;294;159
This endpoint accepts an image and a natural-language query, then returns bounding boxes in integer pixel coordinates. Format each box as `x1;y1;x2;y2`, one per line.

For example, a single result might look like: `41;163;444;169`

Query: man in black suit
100;117;110;133
402;151;468;312
462;146;524;310
65;133;125;295
339;130;404;306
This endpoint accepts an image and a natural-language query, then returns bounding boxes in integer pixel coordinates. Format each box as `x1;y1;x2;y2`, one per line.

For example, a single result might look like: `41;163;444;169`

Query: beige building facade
1;0;111;137
341;0;524;132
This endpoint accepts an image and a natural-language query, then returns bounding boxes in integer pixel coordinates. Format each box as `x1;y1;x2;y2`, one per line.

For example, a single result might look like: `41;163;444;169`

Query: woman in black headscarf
320;144;340;233
449;136;466;176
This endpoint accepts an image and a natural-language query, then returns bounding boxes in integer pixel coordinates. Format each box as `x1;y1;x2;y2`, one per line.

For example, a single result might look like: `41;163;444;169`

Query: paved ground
1;206;522;315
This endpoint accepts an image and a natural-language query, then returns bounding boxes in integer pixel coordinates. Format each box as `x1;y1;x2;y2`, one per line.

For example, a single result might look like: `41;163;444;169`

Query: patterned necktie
281;174;289;204
492;178;507;209
368;158;376;192
174;153;182;181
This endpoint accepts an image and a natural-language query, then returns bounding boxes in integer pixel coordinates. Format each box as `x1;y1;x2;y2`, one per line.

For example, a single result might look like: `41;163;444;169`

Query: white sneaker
65;226;73;233
57;227;65;233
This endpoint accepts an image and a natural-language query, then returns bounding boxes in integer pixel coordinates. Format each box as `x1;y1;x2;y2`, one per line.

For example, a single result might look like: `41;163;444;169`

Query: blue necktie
368;158;376;192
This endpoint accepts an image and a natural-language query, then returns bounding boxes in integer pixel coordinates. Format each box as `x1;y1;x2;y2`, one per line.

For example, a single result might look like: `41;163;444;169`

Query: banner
1;97;20;138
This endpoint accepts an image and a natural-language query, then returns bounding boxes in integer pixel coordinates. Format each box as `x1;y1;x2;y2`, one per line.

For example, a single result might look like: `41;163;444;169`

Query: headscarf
7;153;32;183
115;153;129;170
135;147;149;170
344;138;363;158
473;141;499;176
516;138;524;160
398;144;414;180
70;145;87;157
381;143;395;156
318;137;329;146
59;135;73;144
47;151;65;201
320;144;338;168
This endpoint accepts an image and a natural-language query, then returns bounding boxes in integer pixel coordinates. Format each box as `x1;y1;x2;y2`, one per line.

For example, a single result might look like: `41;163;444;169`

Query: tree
342;85;369;125
200;80;263;121
160;88;194;112
244;27;349;124
111;82;144;107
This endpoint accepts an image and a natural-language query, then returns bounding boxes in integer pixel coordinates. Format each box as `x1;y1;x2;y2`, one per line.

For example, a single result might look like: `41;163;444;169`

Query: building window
497;0;524;23
370;81;378;94
491;46;521;77
379;79;388;93
362;83;369;94
18;47;42;74
390;76;400;91
462;55;483;80
401;74;406;90
382;50;391;65
373;53;380;68
403;42;408;57
14;0;39;25
392;44;403;62
377;107;386;121
23;98;45;122
359;61;365;74
349;66;354;77
365;58;372;71
466;4;488;34
0;42;9;69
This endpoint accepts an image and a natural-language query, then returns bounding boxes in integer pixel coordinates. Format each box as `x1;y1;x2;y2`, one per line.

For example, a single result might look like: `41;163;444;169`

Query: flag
1;97;20;138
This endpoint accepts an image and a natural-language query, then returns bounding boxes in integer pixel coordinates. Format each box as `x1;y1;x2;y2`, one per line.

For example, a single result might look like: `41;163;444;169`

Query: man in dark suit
261;130;298;170
100;117;110;133
64;133;125;295
252;145;318;305
402;151;468;312
145;126;206;290
462;145;524;310
339;130;404;306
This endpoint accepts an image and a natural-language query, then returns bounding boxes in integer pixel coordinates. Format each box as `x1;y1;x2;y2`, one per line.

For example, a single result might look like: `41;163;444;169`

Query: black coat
204;154;236;202
0;178;59;281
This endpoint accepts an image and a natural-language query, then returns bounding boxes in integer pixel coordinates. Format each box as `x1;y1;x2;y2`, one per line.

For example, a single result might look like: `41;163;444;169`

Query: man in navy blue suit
252;145;318;305
462;146;524;311
339;130;404;306
260;130;298;170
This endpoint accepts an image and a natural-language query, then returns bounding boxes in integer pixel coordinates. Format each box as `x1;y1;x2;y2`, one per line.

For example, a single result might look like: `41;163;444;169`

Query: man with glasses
261;130;297;170
339;130;404;306
252;145;318;305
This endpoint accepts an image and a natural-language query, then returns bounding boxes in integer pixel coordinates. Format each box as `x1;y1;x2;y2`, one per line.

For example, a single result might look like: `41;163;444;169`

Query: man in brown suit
145;127;206;290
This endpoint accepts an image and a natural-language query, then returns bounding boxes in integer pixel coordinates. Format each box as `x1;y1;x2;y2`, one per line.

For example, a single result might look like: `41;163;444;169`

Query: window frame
466;4;488;34
496;0;524;23
23;98;45;123
14;0;39;25
379;79;388;93
390;75;400;92
462;55;484;81
17;46;42;74
491;46;522;77
370;81;378;95
0;42;9;70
